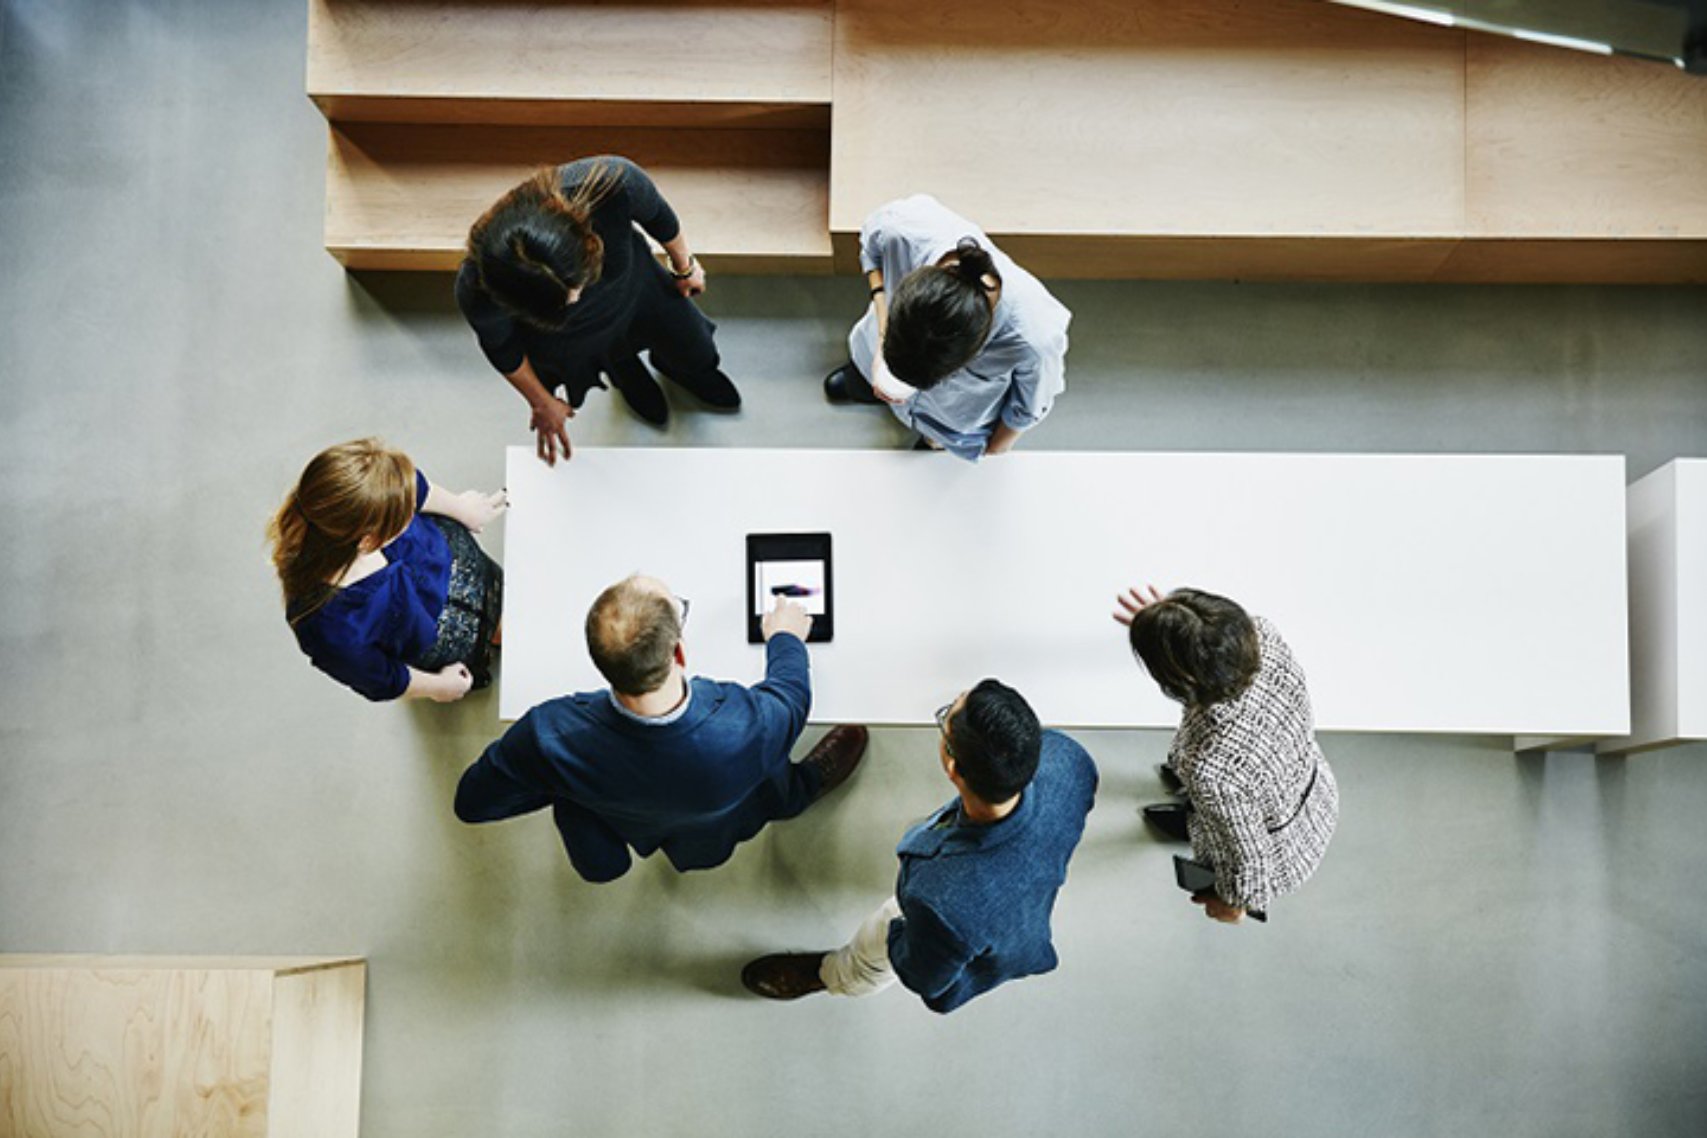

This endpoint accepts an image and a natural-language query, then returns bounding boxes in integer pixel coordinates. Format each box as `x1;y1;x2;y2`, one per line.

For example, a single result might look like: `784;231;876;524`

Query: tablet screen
753;558;828;616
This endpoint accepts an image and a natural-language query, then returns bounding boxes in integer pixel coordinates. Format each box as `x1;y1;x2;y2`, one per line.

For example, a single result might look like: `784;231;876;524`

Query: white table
501;447;1630;737
1600;459;1707;754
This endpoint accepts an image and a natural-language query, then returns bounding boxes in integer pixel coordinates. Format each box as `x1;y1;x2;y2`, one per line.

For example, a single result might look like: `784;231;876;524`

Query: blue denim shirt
886;729;1099;1013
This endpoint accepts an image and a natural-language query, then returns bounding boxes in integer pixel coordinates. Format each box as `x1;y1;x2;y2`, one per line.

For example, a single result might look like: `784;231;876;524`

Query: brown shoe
803;725;869;801
742;953;828;1000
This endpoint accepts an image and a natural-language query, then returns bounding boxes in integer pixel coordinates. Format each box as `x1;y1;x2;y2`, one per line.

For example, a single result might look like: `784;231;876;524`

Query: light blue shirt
851;194;1071;461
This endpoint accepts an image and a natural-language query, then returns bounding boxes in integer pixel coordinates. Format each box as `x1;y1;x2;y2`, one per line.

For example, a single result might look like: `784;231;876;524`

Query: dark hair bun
952;238;999;290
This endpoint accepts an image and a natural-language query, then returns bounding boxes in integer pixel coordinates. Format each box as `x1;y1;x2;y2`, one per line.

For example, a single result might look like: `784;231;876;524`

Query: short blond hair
585;575;680;696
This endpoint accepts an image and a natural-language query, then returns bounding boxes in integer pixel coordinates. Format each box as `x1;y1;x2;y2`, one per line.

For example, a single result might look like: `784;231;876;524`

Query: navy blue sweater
454;635;818;882
888;730;1098;1013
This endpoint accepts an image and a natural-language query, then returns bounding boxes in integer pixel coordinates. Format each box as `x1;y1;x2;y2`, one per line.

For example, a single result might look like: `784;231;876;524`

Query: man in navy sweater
742;680;1097;1013
454;574;867;882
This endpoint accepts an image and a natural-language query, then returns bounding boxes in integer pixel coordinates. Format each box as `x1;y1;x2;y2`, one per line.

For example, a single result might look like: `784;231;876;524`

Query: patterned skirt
412;517;504;689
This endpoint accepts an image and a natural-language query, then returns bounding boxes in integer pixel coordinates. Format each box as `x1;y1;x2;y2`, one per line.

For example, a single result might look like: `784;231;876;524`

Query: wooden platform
307;0;1707;282
308;0;833;127
0;956;365;1138
326;123;832;271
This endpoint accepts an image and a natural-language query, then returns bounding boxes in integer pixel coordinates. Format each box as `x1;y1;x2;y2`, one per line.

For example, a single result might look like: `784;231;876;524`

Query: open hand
1113;584;1166;626
455;490;508;534
531;396;574;466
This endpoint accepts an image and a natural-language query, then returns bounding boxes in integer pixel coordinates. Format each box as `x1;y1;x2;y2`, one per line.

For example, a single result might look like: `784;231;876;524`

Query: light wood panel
0;957;365;1138
326;123;833;271
308;0;833;125
1466;37;1707;241
1430;237;1707;283
829;0;1468;241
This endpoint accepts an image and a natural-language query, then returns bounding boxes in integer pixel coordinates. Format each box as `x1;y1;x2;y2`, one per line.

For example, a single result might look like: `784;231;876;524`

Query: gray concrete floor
3;2;1706;1136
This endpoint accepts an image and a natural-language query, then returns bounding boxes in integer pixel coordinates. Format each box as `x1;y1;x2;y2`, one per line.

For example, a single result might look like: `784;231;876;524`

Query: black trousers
533;260;722;408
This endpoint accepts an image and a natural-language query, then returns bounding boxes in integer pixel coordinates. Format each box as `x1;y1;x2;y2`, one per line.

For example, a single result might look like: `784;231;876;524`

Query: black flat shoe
658;365;741;411
824;363;880;405
606;357;669;427
1142;802;1192;843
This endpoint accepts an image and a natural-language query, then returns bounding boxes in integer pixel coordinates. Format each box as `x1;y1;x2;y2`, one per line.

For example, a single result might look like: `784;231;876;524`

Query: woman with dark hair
456;156;739;464
822;194;1070;460
1114;585;1339;923
268;439;506;702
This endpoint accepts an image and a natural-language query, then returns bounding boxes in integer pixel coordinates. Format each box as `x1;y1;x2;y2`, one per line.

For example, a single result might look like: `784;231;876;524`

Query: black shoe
1158;764;1185;796
606;357;669;427
657;364;741;411
1142;802;1192;843
803;725;869;801
741;953;828;1000
824;363;880;405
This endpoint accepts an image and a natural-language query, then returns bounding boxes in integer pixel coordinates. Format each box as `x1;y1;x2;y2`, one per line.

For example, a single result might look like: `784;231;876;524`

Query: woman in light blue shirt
823;194;1071;461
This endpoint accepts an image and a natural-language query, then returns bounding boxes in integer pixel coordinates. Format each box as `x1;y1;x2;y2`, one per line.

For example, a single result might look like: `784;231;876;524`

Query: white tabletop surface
500;447;1629;736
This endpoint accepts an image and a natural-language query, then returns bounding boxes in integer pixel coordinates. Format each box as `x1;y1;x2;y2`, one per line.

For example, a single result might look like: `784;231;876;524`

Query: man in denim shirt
742;680;1097;1013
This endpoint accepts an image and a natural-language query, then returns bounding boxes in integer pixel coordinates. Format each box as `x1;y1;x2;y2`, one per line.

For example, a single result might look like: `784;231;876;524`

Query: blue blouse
290;470;452;701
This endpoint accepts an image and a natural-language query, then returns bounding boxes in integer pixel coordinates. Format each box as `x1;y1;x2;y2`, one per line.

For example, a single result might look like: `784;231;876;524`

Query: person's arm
885;899;978;1012
600;156;704;299
751;598;813;746
455;264;575;465
454;717;553;823
421;479;507;534
866;267;889;340
504;357;575;466
986;347;1063;456
403;663;475;703
550;799;634;883
1188;771;1275;921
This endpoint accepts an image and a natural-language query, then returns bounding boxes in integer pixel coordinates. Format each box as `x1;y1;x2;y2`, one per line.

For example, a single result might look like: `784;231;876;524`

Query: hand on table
452;489;508;534
761;596;813;643
531;396;575;466
1113;583;1166;626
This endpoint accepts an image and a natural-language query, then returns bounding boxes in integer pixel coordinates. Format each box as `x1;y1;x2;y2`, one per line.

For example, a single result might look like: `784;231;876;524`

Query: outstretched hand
1113;584;1166;626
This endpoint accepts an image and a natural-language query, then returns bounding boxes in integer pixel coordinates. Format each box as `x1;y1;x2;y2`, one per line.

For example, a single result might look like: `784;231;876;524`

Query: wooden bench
306;0;1707;281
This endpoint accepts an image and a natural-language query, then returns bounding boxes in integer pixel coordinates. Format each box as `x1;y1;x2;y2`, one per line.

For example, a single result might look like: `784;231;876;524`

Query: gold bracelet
668;254;697;280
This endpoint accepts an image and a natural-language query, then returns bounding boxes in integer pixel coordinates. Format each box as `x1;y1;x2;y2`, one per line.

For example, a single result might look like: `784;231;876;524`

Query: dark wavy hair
466;161;619;329
1128;588;1261;707
944;679;1041;803
883;237;1001;388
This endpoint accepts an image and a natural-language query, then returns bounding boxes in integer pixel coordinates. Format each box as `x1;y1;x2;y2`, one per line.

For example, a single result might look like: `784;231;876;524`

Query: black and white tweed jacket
1171;616;1339;913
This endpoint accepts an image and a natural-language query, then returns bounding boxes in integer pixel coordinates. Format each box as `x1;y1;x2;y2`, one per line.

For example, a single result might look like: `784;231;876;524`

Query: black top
454;156;682;377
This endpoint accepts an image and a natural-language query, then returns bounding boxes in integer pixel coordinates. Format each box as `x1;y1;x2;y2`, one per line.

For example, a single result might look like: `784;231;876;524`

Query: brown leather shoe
803;725;869;800
742;953;828;1000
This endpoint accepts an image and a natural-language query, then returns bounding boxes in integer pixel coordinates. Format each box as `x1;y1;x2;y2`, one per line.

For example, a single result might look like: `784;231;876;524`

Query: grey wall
2;2;1704;1136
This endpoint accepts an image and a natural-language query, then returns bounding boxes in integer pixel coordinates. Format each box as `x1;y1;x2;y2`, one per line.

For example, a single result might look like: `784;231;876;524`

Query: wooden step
308;0;832;128
325;123;832;271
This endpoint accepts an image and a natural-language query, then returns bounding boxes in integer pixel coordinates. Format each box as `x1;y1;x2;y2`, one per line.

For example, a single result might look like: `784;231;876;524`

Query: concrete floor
3;2;1706;1136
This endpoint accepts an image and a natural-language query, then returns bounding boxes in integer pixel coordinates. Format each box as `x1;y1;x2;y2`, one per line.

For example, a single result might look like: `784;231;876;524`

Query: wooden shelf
308;0;832;128
326;122;833;272
829;0;1469;246
1465;37;1707;241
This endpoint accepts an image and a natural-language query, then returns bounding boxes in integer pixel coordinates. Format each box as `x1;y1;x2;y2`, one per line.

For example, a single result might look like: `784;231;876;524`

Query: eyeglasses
934;701;957;759
676;596;691;628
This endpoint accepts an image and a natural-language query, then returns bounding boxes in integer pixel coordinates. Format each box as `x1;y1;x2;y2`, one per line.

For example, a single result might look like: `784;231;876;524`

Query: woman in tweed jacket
1115;586;1339;923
